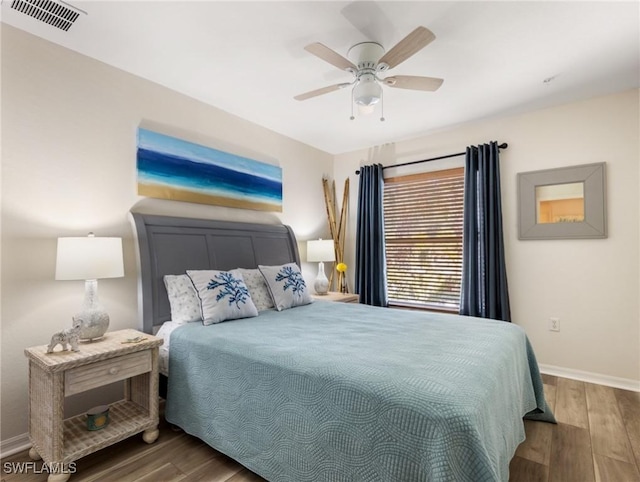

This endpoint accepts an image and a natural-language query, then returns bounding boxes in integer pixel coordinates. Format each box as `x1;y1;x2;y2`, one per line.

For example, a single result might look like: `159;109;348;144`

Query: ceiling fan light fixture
353;74;381;107
295;26;441;123
357;104;376;116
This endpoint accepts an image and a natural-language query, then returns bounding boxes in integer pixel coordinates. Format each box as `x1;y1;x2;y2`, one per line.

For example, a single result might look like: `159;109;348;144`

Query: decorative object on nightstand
46;319;82;354
307;239;335;295
86;405;110;431
336;262;348;294
322;177;350;292
56;233;124;341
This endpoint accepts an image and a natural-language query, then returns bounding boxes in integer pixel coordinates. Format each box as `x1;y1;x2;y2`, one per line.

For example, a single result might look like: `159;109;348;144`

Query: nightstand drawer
65;351;151;396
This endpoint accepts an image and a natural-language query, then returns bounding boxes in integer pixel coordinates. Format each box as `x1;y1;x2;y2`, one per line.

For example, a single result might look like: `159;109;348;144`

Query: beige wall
335;89;640;385
1;26;333;441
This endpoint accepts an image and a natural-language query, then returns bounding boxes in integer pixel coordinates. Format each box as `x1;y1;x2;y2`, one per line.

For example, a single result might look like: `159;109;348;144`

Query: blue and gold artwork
137;128;282;212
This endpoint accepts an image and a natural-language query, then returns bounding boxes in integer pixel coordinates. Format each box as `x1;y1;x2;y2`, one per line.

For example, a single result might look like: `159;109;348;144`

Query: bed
131;213;554;482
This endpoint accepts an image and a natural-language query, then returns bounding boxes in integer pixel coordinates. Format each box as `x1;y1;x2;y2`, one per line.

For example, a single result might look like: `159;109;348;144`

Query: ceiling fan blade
383;75;444;91
304;43;357;72
378;27;436;69
294;83;350;101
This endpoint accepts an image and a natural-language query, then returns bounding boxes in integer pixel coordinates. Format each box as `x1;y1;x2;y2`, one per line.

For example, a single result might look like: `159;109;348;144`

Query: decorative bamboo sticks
322;178;349;293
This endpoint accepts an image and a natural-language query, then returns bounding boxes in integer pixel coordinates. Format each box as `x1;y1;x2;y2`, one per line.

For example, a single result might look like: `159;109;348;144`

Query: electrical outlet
549;317;560;332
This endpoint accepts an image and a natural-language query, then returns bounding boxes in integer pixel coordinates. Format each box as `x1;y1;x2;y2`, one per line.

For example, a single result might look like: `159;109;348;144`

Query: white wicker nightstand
311;291;359;303
24;329;163;482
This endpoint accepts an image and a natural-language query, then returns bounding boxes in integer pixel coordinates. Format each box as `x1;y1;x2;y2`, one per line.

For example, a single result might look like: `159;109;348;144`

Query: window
383;167;464;311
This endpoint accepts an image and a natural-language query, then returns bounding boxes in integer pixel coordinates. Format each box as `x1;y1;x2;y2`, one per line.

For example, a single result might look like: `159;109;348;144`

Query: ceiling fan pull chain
380;89;385;122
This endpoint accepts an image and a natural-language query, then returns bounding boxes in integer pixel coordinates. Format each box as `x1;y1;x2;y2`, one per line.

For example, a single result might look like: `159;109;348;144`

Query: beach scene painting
137;128;283;212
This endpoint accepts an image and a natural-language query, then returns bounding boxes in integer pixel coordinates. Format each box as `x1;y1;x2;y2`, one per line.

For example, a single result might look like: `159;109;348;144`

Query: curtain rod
354;142;508;175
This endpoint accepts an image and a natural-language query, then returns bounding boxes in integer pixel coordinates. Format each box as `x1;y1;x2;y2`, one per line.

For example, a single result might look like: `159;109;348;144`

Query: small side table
24;329;163;482
311;291;359;303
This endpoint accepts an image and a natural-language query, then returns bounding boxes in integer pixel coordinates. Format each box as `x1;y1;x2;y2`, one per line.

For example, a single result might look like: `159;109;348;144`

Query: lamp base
74;309;109;341
314;261;330;295
75;280;110;341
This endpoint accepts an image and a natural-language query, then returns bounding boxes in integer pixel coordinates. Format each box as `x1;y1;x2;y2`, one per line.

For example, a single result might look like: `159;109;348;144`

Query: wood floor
509;374;640;482
2;375;638;482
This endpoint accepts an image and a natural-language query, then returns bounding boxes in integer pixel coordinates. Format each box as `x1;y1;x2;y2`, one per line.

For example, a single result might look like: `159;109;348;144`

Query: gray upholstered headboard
131;213;300;334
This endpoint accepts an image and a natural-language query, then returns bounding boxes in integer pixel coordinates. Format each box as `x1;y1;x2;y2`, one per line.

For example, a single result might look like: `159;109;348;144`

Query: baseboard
539;364;640;392
0;433;30;458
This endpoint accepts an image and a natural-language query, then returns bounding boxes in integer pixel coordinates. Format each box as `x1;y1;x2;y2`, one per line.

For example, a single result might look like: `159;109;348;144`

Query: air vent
10;0;86;31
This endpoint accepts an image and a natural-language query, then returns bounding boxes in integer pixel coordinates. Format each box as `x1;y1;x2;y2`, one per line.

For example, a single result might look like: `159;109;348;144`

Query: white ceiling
2;1;639;154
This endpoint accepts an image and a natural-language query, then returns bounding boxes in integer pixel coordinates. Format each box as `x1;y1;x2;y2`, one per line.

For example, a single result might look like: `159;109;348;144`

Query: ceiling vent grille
10;0;85;31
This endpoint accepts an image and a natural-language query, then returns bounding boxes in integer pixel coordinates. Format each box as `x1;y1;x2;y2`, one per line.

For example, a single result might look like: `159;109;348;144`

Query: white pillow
186;269;259;325
155;320;183;349
236;268;274;311
163;274;202;323
258;263;312;311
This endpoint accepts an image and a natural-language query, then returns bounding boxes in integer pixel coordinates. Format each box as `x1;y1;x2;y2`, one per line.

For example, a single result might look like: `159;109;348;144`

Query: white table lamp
56;233;124;341
307;239;335;295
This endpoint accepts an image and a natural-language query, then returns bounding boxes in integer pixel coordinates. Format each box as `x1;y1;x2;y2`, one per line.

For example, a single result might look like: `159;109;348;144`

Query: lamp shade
307;239;335;263
56;235;124;281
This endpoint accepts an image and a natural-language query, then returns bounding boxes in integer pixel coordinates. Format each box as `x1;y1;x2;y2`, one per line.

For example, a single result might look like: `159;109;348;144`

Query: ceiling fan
294;26;443;121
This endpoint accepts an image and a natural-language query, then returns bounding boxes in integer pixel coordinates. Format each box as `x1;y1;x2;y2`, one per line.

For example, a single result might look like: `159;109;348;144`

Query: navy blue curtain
355;164;388;307
460;142;511;321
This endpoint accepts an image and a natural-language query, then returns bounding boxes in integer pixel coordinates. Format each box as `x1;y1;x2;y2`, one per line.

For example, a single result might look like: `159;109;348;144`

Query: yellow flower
336;262;347;273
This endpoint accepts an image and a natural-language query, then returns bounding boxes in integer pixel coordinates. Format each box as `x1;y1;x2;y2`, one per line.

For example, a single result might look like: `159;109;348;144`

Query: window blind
383;167;464;311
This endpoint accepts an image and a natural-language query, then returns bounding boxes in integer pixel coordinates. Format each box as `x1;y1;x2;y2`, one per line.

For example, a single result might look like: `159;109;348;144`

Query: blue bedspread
166;301;553;481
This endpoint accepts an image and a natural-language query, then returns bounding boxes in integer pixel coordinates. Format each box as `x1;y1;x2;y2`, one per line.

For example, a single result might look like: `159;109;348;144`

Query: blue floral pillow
258;263;312;311
186;269;258;325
